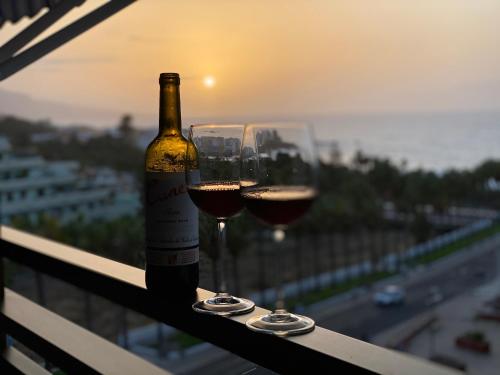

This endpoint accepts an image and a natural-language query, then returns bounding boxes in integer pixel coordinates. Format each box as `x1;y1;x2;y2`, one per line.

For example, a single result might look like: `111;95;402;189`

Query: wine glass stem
217;219;228;294
273;228;286;312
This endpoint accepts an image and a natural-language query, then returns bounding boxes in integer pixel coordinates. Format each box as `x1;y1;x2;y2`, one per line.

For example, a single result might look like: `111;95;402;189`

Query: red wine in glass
187;123;255;317
241;123;318;336
241;186;317;226
188;182;244;219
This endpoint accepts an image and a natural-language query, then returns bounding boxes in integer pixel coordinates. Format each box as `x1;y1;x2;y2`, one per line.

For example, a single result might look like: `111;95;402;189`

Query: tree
117;114;135;141
411;212;432;243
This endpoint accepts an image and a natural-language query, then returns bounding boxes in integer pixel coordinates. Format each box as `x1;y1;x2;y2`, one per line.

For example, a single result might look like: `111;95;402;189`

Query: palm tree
227;214;253;296
293;230;304;298
256;230;268;304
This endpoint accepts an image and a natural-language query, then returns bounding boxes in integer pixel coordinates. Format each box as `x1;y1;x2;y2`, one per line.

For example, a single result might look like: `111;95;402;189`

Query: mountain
0;89;154;128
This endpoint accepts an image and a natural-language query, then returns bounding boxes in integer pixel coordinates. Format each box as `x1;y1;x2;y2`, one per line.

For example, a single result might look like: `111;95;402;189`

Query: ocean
310;112;500;172
141;111;500;172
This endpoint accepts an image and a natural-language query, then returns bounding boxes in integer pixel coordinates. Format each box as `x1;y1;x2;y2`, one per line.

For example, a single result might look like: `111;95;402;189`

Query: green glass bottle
144;73;199;296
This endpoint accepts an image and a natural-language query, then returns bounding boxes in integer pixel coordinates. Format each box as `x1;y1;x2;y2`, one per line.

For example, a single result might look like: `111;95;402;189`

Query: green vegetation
408;223;500;266
4;114;500;238
0;115;143;180
11;214;145;267
463;331;487;342
171;331;204;349
37;134;143;176
284;271;395;310
282;222;500;311
0;115;55;147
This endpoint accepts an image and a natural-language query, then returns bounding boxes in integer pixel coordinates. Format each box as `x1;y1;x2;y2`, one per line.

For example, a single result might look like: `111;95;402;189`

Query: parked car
373;285;406;306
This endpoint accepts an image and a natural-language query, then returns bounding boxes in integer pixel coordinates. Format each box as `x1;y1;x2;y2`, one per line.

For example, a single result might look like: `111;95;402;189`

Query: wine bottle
145;73;199;297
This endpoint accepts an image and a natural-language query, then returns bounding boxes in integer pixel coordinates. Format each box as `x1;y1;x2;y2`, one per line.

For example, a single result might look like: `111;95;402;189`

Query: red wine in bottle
241;186;317;226
145;73;199;297
188;183;244;219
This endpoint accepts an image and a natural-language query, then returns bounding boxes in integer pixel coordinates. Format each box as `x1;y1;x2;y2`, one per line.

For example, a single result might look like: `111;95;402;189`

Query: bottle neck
159;82;182;136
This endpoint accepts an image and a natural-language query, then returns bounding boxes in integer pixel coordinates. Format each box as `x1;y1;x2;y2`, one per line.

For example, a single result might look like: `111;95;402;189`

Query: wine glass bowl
188;182;243;219
186;124;255;316
241;123;319;335
241;185;317;228
240;123;318;229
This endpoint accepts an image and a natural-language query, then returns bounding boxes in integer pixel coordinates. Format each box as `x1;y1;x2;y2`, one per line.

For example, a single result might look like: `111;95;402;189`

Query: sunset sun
203;75;216;88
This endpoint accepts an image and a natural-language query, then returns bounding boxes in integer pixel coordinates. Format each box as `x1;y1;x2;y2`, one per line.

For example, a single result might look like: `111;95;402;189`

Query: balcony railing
0;225;460;374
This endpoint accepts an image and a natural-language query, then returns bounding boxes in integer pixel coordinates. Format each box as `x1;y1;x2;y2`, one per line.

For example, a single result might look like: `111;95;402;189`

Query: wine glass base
246;310;315;336
192;293;255;316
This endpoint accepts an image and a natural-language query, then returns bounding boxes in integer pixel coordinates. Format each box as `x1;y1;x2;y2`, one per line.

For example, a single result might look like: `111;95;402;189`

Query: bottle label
146;247;199;266
145;171;199;266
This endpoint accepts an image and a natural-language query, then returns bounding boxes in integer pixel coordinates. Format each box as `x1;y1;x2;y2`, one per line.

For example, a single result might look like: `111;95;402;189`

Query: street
167;237;500;374
317;248;497;340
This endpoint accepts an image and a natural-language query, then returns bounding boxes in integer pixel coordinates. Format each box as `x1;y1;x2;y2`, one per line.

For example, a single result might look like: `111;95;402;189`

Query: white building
0;137;140;224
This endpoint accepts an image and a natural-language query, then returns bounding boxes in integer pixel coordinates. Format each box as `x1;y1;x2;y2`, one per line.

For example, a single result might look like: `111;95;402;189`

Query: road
169;238;500;374
315;248;497;341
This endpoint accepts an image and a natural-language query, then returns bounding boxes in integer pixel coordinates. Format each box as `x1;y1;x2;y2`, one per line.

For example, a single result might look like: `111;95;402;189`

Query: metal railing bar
0;288;170;375
0;0;84;63
0;255;5;352
0;0;136;81
0;347;51;375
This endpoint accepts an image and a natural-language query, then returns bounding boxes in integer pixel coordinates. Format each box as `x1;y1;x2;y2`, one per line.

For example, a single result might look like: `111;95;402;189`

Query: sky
1;0;500;127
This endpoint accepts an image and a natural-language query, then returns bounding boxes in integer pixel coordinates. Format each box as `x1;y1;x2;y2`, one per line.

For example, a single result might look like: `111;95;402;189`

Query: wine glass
240;123;318;336
186;124;255;315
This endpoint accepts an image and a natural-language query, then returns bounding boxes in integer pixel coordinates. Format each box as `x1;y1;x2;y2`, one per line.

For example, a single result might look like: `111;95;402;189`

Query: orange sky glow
1;0;500;127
